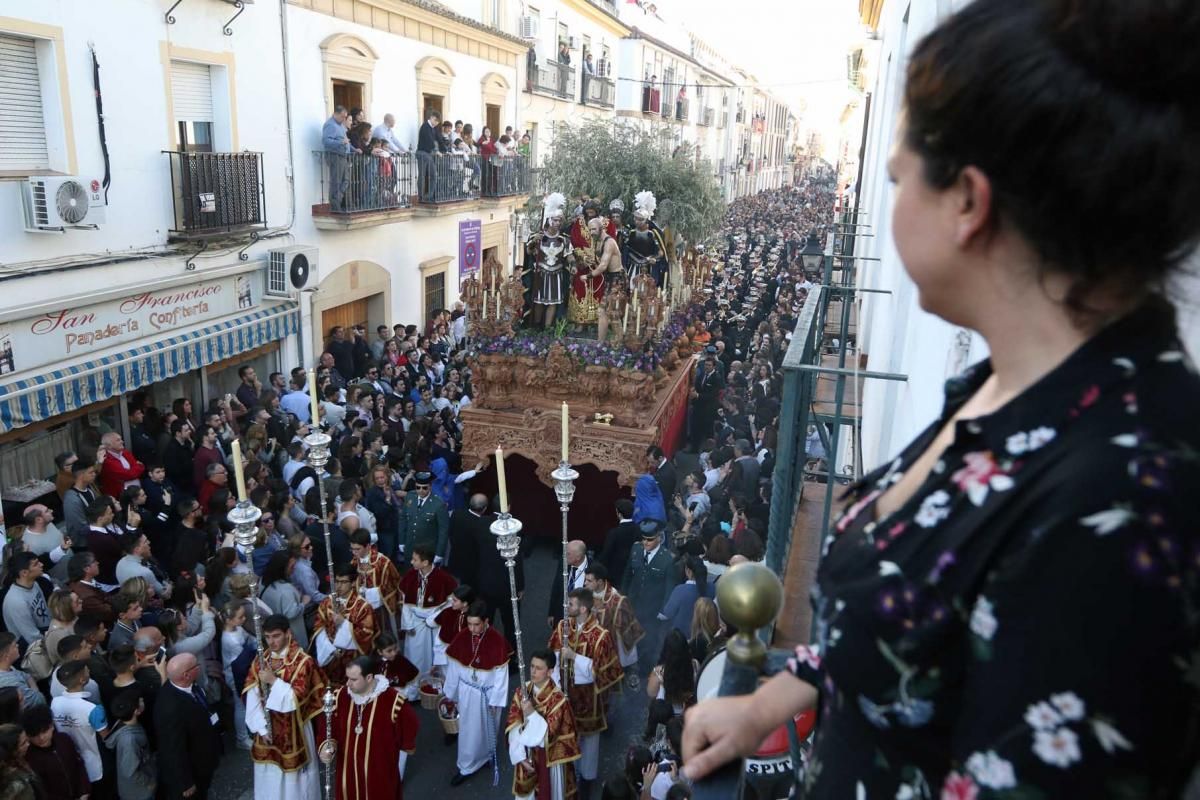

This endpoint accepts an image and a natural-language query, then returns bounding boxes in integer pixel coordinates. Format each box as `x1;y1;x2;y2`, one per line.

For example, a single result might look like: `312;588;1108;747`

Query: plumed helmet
542;192;566;225
633;190;657;221
609;198;625;213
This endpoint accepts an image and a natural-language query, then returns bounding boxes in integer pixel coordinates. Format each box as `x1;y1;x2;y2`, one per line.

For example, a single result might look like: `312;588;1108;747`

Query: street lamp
801;237;824;274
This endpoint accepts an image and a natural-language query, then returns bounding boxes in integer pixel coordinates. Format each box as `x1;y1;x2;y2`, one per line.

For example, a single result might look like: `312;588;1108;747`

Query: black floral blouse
788;301;1200;799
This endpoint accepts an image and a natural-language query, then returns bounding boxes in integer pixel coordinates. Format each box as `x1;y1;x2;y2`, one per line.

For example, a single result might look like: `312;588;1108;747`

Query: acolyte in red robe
399;565;458;609
547;617;623;735
506;680;580;800
380;653;419;691
314;593;377;686
318;682;419;800
445;624;512;673
435;605;469;649
244;642;326;771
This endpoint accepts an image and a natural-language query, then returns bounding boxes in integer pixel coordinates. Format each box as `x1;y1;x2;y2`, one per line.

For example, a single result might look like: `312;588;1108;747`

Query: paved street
210;542;652;799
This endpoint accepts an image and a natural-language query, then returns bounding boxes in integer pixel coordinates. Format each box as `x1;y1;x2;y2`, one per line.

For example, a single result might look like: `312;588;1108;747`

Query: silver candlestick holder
550;461;578;676
303;429;341;613
229;500;271;744
490;511;526;686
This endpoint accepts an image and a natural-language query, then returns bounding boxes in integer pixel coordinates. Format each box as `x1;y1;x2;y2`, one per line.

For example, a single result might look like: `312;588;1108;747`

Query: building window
320;33;378;120
424;271;445;324
170;60;216;153
0;25;74;175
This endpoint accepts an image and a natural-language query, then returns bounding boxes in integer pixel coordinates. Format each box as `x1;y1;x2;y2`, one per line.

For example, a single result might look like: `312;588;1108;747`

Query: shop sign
0;274;256;377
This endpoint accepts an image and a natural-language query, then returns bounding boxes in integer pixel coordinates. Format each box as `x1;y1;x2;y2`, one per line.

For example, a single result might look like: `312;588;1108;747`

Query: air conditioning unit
21;176;106;233
518;15;539;40
267;246;319;297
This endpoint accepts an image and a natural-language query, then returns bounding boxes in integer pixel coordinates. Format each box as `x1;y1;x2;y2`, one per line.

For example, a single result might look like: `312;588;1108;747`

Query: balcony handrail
479;153;532;198
314;150;413;214
415;151;481;204
584;73;615;107
164;150;267;236
532;61;576;99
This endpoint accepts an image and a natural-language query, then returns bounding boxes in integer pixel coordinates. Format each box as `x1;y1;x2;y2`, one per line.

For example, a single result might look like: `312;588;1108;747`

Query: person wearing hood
430;456;484;513
631;474;667;525
105;689;156;800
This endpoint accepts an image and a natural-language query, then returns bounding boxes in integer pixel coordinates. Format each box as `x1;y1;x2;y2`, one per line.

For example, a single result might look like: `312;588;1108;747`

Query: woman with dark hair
0;722;38;799
260;550;307;649
683;1;1200;796
644;629;698;741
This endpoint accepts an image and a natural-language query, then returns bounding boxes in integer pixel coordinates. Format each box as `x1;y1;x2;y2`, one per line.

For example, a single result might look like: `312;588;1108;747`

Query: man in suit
471;495;524;668
546;539;589;628
733;438;761;500
689;353;726;448
399;471;450;564
156;652;222;799
646;444;677;502
447;495;486;586
621;520;678;675
416;108;442;201
598;499;638;591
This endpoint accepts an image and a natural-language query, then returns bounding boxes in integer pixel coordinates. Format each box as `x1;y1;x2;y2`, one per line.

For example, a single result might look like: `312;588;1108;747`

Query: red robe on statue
568;217;603;322
318;680;419;800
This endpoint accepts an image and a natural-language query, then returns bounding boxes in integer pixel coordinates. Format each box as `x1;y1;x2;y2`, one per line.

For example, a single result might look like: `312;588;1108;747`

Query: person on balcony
416;108;441;202
370;113;407;155
582;52;594;105
322;104;354;212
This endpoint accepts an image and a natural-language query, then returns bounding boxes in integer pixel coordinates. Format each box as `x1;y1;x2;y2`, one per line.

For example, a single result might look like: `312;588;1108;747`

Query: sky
654;0;862;154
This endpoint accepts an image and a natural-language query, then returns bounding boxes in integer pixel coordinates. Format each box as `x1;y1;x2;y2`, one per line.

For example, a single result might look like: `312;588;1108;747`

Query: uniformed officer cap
414;471;433;485
638;519;663;538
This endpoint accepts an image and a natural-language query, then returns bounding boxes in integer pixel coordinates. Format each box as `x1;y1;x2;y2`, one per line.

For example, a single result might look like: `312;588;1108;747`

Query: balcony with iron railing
583;75;615;108
699;107;715;127
312;150;414;229
164;151;267;238
529;61;576;100
673;98;690;122
479;154;533;199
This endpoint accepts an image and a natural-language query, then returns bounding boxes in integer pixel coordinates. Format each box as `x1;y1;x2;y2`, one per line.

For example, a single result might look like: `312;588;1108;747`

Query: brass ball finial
716;562;784;667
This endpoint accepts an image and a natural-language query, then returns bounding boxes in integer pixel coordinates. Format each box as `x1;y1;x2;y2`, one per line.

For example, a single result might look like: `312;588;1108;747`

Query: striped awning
0;303;299;434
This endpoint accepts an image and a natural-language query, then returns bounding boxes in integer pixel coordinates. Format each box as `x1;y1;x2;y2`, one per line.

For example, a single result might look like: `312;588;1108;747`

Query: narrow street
209;543;652;799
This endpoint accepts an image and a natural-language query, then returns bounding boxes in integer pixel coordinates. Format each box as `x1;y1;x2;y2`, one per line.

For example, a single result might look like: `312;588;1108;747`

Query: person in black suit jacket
646;445;677;502
416;109;442;200
447;500;486;587
156;652;222;799
473;494;524;664
689;354;726;447
598;499;639;590
546;540;590;627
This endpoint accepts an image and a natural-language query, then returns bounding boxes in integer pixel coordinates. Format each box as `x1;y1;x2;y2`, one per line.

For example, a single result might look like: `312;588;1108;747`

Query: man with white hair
371;113;407;154
98;431;144;499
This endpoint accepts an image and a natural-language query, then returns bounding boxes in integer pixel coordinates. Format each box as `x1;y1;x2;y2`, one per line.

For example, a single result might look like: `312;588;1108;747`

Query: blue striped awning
0;303;299;434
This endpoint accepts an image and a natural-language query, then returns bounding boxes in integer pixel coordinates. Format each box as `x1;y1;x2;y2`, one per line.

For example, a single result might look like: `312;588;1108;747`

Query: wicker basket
419;683;442;711
438;701;460;735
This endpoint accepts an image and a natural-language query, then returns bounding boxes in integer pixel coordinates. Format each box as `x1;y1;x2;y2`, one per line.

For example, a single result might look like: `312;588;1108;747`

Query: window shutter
0;34;50;171
170;60;214;122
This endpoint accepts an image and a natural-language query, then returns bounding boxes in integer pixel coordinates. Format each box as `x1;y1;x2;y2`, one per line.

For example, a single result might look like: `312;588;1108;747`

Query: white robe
313;618;356;666
401;602;440;678
443;659;508;778
245;677;320;800
551;653;599;780
507;709;568;800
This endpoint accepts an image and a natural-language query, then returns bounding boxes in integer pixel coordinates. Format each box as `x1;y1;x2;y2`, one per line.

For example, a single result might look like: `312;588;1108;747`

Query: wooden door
333;80;364;113
321;299;369;344
422;94;444;120
486;104;501;138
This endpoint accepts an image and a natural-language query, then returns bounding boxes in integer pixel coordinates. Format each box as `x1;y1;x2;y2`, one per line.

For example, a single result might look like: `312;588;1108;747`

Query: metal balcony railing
701;107;715;126
164;151;266;236
415;152;481;204
479;154;532;198
584;75;615;107
531;60;576;99
674;98;690;121
314;150;413;214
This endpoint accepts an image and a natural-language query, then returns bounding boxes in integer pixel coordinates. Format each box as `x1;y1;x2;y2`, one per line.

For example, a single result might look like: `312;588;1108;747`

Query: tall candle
561;402;569;462
635;304;642;337
230;439;247;502
622;301;630;333
482;290;488;320
308;369;320;425
496;447;508;514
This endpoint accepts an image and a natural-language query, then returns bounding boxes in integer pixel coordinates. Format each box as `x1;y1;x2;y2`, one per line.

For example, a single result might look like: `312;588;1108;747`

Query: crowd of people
321;104;534;210
0;176;836;800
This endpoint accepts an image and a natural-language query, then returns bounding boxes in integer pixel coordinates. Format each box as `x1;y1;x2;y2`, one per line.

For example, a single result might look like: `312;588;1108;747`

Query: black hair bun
1048;0;1200;107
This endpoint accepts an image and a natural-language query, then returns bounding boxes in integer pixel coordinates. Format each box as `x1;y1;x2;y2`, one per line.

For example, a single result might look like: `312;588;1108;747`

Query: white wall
0;0;290;276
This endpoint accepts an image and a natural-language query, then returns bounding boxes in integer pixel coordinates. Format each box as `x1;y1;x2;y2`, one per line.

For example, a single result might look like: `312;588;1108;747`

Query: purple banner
458;219;482;278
